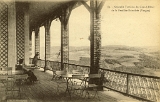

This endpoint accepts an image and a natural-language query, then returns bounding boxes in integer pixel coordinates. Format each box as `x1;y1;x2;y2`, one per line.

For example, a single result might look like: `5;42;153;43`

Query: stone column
59;7;72;71
89;0;106;90
7;1;17;69
81;0;105;74
44;19;51;72
24;4;30;65
90;0;101;74
35;27;40;56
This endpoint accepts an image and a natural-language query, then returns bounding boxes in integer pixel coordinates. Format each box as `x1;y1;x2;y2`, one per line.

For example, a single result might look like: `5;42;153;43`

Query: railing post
75;64;77;70
40;59;41;68
126;74;129;95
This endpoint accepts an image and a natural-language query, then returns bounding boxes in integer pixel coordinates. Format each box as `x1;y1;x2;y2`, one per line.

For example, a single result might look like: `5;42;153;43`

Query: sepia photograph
0;0;160;102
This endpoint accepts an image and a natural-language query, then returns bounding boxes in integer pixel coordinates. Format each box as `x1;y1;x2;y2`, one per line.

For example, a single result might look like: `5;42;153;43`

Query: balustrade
99;68;160;102
29;58;160;102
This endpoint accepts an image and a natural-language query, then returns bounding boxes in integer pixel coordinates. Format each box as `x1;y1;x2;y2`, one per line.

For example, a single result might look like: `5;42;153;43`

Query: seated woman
32;52;39;67
16;59;38;83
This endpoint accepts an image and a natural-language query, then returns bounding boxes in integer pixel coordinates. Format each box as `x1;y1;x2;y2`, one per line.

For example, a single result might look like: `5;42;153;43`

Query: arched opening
31;31;35;58
69;3;90;65
39;26;45;60
50;19;61;61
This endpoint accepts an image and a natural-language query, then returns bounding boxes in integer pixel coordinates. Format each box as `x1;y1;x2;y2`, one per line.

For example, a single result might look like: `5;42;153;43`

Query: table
0;71;7;75
0;70;28;98
0;71;9;86
25;66;39;71
62;74;89;98
61;74;72;98
0;74;9;101
12;70;24;75
25;64;35;67
12;74;28;98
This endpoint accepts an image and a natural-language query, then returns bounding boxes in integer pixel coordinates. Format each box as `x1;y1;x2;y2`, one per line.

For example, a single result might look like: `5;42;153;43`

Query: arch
50;19;61;61
69;2;90;65
40;26;45;60
31;31;35;58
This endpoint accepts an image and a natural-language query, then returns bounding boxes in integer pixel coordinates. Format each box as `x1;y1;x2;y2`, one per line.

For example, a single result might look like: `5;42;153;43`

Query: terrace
0;0;160;102
1;67;140;102
28;58;160;102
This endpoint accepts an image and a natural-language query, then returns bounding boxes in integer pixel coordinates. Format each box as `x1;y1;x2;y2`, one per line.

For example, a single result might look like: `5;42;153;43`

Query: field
101;46;160;76
46;45;160;76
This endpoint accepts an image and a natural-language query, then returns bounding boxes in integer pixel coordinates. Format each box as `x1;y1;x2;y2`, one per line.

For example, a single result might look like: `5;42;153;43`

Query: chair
70;74;86;97
12;74;28;98
72;70;83;74
1;75;16;100
54;71;67;94
51;68;57;80
72;70;84;84
1;67;12;76
0;67;14;99
0;75;8;101
83;74;101;101
2;75;26;99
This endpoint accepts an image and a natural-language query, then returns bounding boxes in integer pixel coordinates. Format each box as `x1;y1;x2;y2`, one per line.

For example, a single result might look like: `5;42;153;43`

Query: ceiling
16;0;85;29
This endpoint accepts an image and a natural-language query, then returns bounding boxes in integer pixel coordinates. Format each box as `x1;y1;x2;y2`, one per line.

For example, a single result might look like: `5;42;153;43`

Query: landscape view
35;0;160;77
39;45;160;77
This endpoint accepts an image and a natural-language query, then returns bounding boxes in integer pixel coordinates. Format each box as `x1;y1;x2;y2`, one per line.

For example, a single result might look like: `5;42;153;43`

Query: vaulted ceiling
29;0;72;28
16;0;87;29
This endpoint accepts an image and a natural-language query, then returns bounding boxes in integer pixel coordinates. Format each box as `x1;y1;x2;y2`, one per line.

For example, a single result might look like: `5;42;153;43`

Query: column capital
35;26;40;32
96;0;106;14
90;0;105;19
35;27;40;37
44;19;52;29
59;4;74;29
29;29;33;40
81;1;91;13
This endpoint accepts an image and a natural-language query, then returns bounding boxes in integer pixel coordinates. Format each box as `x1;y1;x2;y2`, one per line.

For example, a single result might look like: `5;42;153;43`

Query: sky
101;0;160;47
38;0;160;47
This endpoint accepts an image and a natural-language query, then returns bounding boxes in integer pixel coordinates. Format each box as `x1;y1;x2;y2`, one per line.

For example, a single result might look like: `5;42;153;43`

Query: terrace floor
1;68;141;102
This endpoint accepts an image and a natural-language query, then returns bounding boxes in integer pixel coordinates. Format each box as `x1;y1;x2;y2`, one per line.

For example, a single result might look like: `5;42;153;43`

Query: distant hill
101;45;144;51
40;45;159;58
39;45;160;76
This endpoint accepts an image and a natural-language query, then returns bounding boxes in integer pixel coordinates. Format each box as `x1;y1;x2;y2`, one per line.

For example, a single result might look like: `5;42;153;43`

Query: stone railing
29;58;160;102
